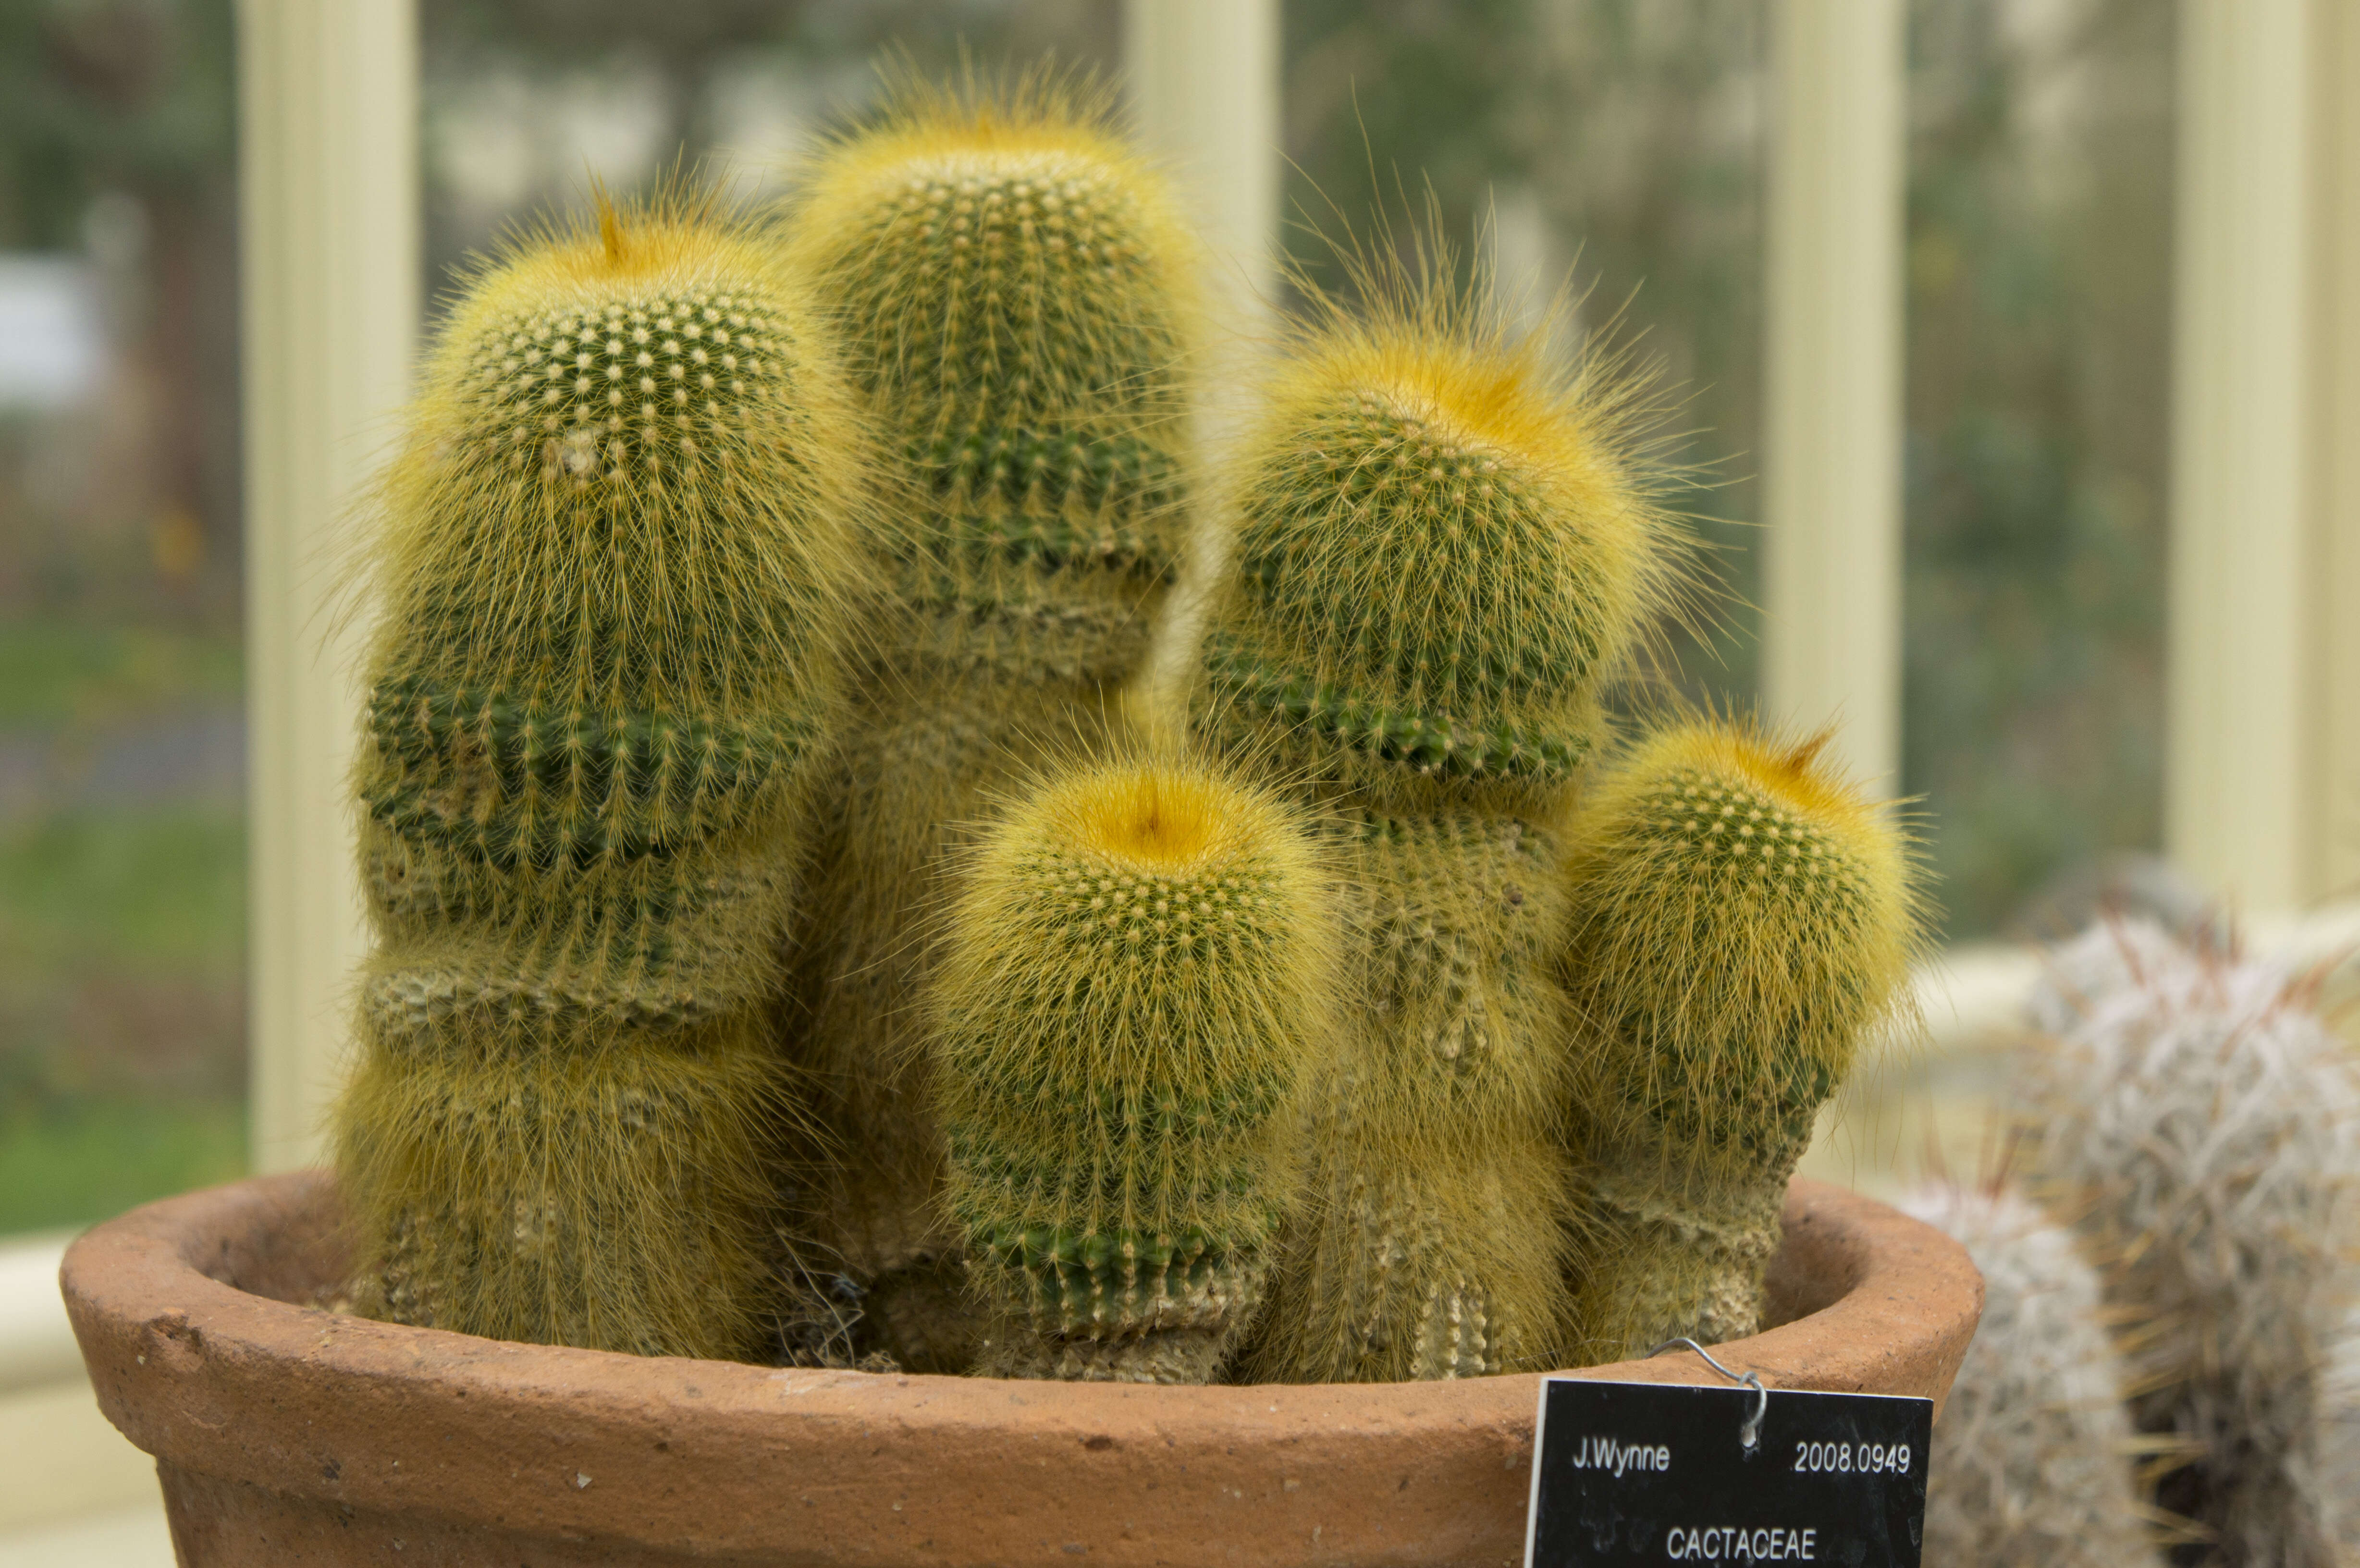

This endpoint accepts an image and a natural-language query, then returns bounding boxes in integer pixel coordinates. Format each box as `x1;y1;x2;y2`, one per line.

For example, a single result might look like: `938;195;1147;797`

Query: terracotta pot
64;1170;1979;1567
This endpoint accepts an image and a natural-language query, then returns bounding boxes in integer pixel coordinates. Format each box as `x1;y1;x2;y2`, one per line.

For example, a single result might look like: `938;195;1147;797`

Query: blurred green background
0;0;2174;1237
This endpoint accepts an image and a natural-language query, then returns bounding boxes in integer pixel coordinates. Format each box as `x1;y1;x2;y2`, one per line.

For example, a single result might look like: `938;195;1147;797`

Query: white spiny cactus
2324;1304;2360;1558
1898;1181;2161;1568
2020;914;2185;1039
2012;920;2360;1568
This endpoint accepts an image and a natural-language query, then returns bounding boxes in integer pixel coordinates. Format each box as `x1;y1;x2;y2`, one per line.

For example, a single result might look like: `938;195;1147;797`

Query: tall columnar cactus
778;75;1202;1371
1189;265;1683;1383
1899;1182;2163;1568
927;755;1334;1382
1555;719;1919;1363
2014;921;2360;1568
332;195;869;1359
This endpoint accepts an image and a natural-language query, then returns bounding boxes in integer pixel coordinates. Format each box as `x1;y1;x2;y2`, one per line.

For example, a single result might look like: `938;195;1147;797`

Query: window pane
0;0;246;1236
1904;0;2172;938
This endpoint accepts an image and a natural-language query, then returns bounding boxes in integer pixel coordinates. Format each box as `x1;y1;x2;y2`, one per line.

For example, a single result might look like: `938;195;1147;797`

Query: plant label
1524;1378;1932;1565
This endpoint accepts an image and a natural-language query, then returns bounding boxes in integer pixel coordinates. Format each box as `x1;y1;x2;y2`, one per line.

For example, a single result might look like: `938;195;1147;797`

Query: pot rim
62;1170;1980;1566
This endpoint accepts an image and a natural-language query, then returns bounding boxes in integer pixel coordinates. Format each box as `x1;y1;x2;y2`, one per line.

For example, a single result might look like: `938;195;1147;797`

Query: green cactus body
1190;281;1678;1383
332;199;869;1359
1557;721;1918;1363
1259;808;1582;1381
779;80;1202;1372
928;758;1333;1382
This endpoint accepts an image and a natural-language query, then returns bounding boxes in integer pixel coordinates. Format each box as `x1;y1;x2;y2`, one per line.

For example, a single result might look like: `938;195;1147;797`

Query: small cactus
333;192;870;1359
1190;252;1683;1383
778;71;1204;1372
928;755;1334;1382
2014;920;2360;1568
1555;717;1921;1363
1898;1181;2163;1568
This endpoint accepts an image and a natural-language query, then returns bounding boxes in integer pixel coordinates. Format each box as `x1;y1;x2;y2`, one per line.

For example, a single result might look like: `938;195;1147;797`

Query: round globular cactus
928;755;1334;1382
2014;920;2360;1568
776;72;1204;1372
1898;1182;2163;1568
332;191;871;1360
1192;255;1684;1384
1193;269;1670;804
1556;717;1921;1364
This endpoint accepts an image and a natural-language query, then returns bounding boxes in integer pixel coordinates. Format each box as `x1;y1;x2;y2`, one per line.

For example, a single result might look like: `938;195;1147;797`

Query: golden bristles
938;749;1336;1111
1238;231;1696;689
359;189;873;720
1600;722;1900;867
424;187;802;395
779;67;1203;384
1564;710;1928;1153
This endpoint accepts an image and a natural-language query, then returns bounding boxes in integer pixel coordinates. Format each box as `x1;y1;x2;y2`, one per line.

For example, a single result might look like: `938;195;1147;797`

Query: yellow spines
1245;811;1581;1382
333;192;872;1360
929;756;1334;1382
781;68;1201;681
1193;258;1679;810
777;72;1204;1372
336;1015;787;1354
369;198;863;850
1204;253;1682;1382
1556;717;1922;1362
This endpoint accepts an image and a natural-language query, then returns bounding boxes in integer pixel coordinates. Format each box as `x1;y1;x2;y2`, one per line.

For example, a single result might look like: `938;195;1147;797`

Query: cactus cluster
928;754;1334;1382
1898;1182;2163;1568
1554;720;1920;1363
2011;921;2360;1568
332;196;869;1358
329;61;1939;1392
775;76;1203;1372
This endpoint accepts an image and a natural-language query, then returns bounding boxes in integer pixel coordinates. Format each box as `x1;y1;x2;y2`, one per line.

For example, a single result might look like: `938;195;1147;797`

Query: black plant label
1525;1379;1931;1565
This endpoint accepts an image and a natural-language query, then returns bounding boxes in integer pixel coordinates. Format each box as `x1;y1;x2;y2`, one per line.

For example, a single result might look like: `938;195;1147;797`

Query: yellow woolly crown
1197;249;1686;800
1563;715;1924;1161
370;192;869;717
783;72;1201;444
